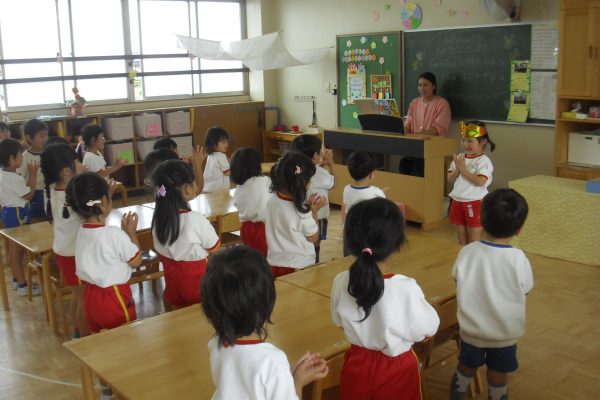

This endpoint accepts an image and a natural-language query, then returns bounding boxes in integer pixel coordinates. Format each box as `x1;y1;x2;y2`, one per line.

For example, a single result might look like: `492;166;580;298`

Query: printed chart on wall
337;32;402;129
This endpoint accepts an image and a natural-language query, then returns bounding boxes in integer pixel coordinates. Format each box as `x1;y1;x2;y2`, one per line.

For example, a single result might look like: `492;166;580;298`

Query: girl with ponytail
331;197;439;399
150;159;220;310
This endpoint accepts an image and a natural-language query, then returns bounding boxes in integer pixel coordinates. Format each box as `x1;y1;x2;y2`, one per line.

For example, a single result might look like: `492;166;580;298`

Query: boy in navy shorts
450;188;533;400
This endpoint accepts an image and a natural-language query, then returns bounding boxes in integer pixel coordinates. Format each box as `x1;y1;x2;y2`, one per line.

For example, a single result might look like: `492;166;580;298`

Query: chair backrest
434;295;458;332
216;212;240;239
311;346;348;400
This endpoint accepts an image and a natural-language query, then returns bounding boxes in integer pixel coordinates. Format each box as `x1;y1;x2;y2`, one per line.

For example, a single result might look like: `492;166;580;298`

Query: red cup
292;125;300;133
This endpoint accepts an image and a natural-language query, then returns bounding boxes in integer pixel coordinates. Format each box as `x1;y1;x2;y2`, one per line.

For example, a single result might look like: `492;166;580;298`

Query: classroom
1;0;600;399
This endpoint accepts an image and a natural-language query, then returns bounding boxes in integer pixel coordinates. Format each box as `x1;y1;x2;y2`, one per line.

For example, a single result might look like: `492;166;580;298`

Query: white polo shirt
203;152;230;192
152;210;220;261
16;149;44;190
51;188;82;257
452;240;533;348
342;184;386;213
266;193;318;269
75;224;139;287
448;154;493;202
208;337;298;400
331;270;440;357
233;176;272;223
82;151;107;173
0;169;30;208
308;166;335;220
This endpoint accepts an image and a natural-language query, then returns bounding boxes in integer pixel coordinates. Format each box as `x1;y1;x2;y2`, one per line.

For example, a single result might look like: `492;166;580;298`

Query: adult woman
401;72;451;176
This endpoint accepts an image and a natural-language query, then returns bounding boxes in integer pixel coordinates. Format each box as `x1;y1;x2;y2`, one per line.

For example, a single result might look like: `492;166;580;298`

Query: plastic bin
103;117;134;140
135;113;163;138
165;111;191;135
136;139;159;160
104;142;134;165
172;135;194;158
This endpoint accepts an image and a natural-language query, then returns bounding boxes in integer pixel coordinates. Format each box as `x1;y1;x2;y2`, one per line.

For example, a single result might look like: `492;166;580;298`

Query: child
153;137;178;153
40;143;88;337
0;122;9;141
67;172;141;332
450;188;533;400
266;151;326;278
331;197;440;399
342;151;385;256
201;246;329;399
447;120;496;245
16;118;48;219
230;147;271;257
203;126;230;192
290;134;335;263
0;138;40;296
150;159;220;310
78;124;126;176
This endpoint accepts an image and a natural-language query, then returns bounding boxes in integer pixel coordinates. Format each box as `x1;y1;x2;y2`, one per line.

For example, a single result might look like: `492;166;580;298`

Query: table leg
80;364;96;400
41;252;58;336
0;252;9;311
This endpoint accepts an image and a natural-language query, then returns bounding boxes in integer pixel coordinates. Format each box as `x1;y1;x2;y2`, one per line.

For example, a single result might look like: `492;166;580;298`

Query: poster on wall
370;74;392;99
347;63;366;104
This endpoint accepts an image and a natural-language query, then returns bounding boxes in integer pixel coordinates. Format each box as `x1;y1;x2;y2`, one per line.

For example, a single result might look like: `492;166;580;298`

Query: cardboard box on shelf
165;111;191;135
103;117;134;141
135;113;163;138
104;142;134;165
136;139;159;160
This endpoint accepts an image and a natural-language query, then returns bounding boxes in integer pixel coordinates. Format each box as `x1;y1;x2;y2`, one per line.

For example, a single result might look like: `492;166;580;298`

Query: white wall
260;0;559;188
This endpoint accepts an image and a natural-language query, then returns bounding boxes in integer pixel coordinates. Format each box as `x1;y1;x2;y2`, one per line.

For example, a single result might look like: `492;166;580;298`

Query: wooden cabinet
555;1;600;180
262;130;323;163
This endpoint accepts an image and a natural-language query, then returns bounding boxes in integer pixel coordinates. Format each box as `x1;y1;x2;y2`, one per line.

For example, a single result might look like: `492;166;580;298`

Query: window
0;0;247;110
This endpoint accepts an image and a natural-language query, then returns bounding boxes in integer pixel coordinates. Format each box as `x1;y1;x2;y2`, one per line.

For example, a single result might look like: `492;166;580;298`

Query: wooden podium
324;127;456;231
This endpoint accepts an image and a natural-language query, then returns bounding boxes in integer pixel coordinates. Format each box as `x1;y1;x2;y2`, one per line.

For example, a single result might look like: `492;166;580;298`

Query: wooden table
64;281;347;400
278;236;460;303
143;188;237;222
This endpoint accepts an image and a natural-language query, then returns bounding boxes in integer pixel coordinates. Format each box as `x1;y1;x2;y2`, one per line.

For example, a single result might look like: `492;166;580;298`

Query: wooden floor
1;200;600;399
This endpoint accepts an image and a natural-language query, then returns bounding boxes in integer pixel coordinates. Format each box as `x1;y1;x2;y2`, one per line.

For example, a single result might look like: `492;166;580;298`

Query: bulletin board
336;32;402;129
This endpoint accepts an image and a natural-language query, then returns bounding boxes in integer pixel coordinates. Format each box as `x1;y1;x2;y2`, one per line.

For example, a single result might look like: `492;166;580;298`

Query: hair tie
294;165;302;175
156;185;167;197
86;199;101;207
361;247;373;256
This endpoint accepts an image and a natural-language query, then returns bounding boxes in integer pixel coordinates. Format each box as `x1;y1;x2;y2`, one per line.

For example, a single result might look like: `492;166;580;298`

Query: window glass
70;0;124;57
201;72;244;93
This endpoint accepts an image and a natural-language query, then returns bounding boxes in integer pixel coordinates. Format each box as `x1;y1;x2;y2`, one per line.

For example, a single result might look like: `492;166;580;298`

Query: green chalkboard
403;24;531;122
337;32;402;129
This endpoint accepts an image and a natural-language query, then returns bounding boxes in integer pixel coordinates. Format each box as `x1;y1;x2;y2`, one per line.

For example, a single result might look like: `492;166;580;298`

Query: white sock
488;383;508;400
452;370;471;393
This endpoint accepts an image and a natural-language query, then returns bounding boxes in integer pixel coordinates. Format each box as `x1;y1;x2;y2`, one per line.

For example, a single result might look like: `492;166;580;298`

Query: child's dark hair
465;120;496;152
201;246;275;347
150;159;194;245
45;136;69;147
65;172;109;220
269;151;316;214
0;122;9;131
0;138;22;166
40;143;78;222
347;151;376;181
143;148;179;177
345;197;405;321
153;137;178;151
230;147;262;185
77;124;104;161
481;188;528;239
22;119;49;140
290;134;322;160
204;126;229;154
418;72;437;94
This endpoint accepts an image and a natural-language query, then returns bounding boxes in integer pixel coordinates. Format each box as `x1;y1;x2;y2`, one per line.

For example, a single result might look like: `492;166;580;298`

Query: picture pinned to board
371;75;392;99
402;3;422;30
347;63;366;104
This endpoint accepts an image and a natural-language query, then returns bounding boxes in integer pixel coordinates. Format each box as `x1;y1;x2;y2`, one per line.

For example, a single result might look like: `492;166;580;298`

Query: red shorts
449;199;482;228
160;256;207;307
270;266;296;279
84;283;136;333
340;344;422;400
54;254;80;286
240;221;268;257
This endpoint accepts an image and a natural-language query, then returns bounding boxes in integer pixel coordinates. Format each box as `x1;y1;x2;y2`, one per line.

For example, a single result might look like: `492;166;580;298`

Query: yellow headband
460;121;487;138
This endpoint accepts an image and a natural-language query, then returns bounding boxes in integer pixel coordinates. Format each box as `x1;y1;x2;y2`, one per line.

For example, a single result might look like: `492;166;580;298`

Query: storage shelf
557;118;600;125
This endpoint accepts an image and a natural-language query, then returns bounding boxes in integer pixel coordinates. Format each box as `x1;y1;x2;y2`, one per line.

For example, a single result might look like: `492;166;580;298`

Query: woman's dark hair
418;72;437;95
481;188;528;239
65;172;109;220
465;120;496;152
290;134;322;160
345;197;406;321
230;147;262;185
269;151;316;214
153;137;178;151
22;118;49;140
44;136;69;147
40;143;78;222
347;151;376;181
150;159;195;245
201;246;275;347
77;124;104;161
0;138;22;166
143;148;179;178
204;126;229;154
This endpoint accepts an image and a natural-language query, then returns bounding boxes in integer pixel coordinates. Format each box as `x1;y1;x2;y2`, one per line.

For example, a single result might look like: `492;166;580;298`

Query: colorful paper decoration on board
402;3;423;30
347;63;366;104
382;36;388;44
371;75;392;99
372;10;381;21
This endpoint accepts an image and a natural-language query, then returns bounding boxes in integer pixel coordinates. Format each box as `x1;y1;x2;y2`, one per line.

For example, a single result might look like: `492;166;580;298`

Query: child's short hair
201;246;275;347
0;122;9;131
230;147;262;185
0;138;22;166
77;124;104;160
40;143;78;222
481;188;528;239
204;126;229;154
22;119;49;139
65;172;109;220
347;151;376;181
290;134;322;160
269;151;316;214
143;148;179;176
44;136;69;147
464;120;496;152
153;137;178;151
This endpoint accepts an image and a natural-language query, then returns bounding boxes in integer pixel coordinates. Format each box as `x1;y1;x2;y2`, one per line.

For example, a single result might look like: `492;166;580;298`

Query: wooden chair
46;255;74;337
215;212;242;249
311;343;349;400
128;230;162;296
113;182;128;207
414;295;482;399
